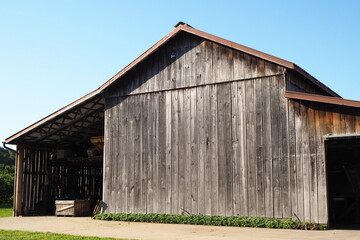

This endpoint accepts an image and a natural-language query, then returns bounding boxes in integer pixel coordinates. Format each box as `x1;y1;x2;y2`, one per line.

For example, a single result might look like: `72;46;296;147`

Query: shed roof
285;91;360;108
4;22;345;145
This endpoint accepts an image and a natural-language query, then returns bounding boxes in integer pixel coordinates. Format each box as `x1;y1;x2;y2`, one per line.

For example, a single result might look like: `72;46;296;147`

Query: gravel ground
0;216;359;240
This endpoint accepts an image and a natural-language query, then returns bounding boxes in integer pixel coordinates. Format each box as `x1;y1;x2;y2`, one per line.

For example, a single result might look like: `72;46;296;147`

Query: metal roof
4;22;343;145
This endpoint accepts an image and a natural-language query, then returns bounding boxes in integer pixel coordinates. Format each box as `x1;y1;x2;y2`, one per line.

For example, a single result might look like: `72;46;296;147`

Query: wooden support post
14;145;24;216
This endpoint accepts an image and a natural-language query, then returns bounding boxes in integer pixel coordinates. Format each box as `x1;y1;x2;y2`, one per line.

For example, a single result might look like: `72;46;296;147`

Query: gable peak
174;21;193;28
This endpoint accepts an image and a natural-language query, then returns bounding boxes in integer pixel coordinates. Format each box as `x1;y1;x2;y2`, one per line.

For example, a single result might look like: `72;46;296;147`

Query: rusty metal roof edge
284;91;360;108
4;89;102;144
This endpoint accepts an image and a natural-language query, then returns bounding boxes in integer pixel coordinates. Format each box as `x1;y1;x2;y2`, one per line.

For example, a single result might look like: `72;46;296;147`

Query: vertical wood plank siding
104;75;294;218
20;148;51;214
287;100;360;223
103;32;360;224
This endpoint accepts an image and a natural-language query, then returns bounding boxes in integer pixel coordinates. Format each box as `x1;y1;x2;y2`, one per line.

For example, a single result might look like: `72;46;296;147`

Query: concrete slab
0;216;359;240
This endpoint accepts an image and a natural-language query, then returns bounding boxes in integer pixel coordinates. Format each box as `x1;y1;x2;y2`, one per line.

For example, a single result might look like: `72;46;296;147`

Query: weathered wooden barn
4;22;360;226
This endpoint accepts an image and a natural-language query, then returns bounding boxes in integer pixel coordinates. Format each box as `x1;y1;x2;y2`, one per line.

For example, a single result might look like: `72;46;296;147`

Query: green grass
0;204;12;217
0;230;134;240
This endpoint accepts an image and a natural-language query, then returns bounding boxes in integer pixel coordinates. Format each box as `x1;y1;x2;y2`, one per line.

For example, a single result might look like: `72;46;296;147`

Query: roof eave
4;89;102;145
284;91;360;108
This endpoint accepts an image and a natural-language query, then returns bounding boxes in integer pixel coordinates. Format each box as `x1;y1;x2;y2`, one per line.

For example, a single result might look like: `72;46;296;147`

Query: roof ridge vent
174;21;193;28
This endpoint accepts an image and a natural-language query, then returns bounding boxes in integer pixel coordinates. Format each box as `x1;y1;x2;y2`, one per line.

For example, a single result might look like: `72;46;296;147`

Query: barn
4;22;360;226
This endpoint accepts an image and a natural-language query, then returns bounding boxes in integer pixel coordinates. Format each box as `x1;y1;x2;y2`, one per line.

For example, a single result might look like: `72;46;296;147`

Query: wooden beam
14;145;24;216
34;107;104;142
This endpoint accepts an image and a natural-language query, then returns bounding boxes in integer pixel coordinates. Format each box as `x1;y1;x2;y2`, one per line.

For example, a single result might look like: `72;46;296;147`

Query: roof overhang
284;91;360;108
4;89;104;146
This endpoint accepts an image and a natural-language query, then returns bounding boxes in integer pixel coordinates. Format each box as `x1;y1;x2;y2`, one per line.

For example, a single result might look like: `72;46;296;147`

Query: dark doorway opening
326;136;360;228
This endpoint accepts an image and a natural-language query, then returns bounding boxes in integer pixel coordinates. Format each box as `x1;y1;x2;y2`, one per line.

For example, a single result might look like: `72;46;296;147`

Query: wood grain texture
245;79;256;217
101;31;360;226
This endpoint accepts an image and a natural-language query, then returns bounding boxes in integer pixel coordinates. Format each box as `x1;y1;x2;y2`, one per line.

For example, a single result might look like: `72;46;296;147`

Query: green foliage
0;147;14;166
94;213;327;230
0;229;131;240
0;146;15;204
0;164;15;204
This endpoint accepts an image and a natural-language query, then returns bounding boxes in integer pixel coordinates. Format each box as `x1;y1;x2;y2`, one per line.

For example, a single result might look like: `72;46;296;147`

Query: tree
0;147;15;165
0;147;15;204
0;164;14;204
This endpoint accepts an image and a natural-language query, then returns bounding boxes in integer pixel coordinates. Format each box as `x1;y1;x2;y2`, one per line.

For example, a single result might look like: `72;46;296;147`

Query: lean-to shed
4;22;360;226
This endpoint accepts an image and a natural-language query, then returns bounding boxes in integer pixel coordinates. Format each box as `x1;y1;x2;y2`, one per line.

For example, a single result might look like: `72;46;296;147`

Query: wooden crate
55;200;90;217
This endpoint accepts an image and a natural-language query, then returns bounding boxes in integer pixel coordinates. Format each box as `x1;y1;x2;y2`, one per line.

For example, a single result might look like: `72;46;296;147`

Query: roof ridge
98;23;340;97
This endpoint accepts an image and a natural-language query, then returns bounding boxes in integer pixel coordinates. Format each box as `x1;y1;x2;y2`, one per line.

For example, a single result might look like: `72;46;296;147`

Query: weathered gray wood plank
245;79;256;217
140;94;148;213
165;91;172;214
103;101;111;210
222;83;233;216
231;81;241;216
209;85;219;215
197;87;205;215
217;84;227;216
153;93;160;213
129;96;135;212
262;78;273;218
190;88;198;214
177;90;185;212
171;91;179;214
146;94;154;213
287;100;297;220
203;85;212;215
279;76;291;219
307;104;318;222
316;106;328;224
294;101;304;221
301;103;311;221
237;80;248;217
184;89;192;213
158;92;166;213
116;97;123;213
255;77;264;217
270;77;282;218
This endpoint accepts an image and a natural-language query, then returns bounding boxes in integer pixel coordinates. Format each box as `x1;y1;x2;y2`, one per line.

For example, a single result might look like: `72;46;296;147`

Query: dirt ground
0;216;359;240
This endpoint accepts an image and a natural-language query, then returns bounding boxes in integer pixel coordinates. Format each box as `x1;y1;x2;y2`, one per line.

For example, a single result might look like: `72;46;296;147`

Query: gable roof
4;22;342;145
99;22;340;97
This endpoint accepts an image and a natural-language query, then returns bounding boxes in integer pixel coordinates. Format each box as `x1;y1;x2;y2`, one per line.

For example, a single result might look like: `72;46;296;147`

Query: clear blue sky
1;0;360;145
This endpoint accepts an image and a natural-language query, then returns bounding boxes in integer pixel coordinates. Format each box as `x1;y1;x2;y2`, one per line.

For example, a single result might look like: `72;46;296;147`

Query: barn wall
103;31;360;224
104;80;360;224
287;100;360;224
106;32;284;98
104;74;297;219
285;70;331;96
14;147;51;215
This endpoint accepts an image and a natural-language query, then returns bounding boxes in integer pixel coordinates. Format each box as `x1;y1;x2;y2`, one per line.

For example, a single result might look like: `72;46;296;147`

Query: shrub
0;164;14;204
94;213;327;230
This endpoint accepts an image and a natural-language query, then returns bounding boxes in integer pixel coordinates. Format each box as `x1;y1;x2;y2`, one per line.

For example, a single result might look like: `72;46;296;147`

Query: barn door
326;136;360;228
